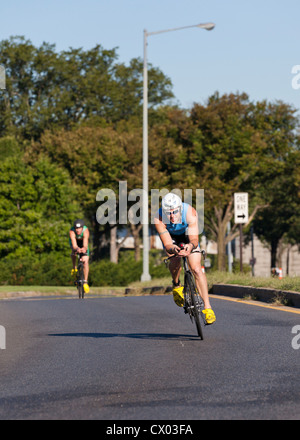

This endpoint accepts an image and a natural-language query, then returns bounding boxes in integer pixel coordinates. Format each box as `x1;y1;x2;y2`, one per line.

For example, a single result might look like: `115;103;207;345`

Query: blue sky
1;0;300;111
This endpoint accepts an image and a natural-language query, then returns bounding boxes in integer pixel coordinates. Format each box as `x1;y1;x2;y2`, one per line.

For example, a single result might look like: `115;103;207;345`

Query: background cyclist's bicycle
74;252;88;299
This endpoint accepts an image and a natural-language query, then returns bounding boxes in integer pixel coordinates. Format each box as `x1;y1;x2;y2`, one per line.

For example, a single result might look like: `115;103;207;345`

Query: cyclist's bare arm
154;216;180;255
179;206;199;256
81;229;89;254
69;230;79;252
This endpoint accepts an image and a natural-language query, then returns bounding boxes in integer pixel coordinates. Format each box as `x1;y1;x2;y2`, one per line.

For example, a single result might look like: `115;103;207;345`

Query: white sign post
234;193;249;272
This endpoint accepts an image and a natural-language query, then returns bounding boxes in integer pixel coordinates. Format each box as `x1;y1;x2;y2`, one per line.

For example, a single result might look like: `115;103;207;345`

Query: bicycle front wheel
185;273;203;340
77;264;84;299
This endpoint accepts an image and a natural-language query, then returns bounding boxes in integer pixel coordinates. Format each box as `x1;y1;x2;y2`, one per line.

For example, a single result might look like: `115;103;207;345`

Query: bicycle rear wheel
185;273;204;340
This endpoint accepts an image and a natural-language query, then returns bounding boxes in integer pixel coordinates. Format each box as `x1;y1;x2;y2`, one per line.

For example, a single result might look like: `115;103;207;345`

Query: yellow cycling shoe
172;286;184;307
71;268;78;276
202;308;216;325
83;283;90;294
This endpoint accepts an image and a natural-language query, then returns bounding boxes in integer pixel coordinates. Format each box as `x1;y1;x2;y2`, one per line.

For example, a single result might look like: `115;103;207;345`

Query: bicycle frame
182;254;206;336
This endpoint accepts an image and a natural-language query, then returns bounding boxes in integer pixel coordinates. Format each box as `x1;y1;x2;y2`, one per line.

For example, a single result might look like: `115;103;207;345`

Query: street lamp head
197;22;215;31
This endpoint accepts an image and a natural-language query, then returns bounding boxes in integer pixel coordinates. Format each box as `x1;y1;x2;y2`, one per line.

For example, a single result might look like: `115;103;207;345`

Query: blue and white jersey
158;202;189;236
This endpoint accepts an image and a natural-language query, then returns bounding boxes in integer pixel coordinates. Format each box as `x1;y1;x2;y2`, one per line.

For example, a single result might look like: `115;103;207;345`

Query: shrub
0;249;174;287
0;253;73;286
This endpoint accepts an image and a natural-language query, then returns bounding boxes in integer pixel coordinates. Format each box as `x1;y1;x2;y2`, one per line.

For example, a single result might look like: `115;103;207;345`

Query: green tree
0;36;37;138
0;154;79;259
150;94;300;271
31;125;128;259
0;36;174;140
189;93;300;270
253;147;300;268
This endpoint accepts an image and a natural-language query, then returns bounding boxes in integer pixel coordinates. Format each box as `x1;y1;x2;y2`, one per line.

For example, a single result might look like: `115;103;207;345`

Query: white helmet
162;193;183;212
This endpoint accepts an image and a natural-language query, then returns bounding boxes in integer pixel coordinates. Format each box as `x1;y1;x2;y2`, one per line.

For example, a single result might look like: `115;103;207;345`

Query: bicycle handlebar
164;249;204;260
77;252;88;261
164;244;205;265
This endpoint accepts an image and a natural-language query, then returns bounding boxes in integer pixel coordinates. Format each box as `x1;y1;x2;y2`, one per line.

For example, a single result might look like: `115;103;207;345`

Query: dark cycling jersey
69;225;90;256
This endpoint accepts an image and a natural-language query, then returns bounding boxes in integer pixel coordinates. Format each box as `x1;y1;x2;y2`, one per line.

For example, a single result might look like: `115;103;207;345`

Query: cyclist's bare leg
82;255;89;282
187;252;211;309
71;253;77;269
168;256;182;285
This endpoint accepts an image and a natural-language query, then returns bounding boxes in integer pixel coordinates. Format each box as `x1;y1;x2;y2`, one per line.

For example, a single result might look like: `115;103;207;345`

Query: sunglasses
165;208;181;216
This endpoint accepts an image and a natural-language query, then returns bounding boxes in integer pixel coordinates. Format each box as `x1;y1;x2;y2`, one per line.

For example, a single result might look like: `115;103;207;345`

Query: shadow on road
48;332;199;341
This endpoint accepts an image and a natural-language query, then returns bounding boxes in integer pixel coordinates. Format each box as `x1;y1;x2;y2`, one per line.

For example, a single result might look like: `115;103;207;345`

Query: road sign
234;193;248;224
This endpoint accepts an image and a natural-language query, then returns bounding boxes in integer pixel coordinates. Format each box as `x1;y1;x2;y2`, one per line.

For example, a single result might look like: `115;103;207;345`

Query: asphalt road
0;294;299;420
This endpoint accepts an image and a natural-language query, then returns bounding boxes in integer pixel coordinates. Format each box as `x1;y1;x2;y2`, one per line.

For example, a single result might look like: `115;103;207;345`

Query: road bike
74;252;88;299
165;246;207;340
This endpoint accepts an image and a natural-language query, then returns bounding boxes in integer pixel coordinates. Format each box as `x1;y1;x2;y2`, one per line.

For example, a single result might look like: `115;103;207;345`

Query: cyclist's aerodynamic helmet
162;193;183;213
74;219;85;228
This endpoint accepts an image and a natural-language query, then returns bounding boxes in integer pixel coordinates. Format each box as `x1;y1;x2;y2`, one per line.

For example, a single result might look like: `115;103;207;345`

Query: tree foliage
0;35;299;275
147;93;300;270
0;36;173;140
0;155;79;259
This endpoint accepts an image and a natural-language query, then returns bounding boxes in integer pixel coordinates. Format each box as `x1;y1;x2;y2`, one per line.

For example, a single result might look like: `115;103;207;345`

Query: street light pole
141;22;215;282
141;29;151;281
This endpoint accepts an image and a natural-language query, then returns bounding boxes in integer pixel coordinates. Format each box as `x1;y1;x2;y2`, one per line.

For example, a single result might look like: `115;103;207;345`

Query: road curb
124;286;172;296
211;284;300;308
125;284;300;309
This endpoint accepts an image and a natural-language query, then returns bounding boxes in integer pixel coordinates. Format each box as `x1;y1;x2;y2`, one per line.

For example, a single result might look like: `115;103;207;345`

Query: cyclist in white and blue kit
154;193;216;324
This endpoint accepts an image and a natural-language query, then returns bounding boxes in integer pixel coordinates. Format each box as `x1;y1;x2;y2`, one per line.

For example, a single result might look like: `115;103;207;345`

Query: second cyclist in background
154;193;216;325
69;219;90;294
